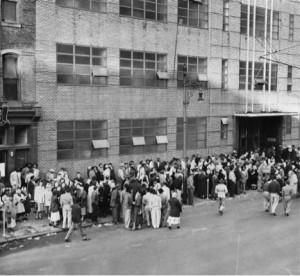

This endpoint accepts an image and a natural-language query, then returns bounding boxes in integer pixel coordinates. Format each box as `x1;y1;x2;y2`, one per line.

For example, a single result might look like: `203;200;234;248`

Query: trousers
65;221;85;240
124;209;131;229
270;193;279;214
263;191;270;211
62;208;72;229
283;196;292;214
151;207;161;229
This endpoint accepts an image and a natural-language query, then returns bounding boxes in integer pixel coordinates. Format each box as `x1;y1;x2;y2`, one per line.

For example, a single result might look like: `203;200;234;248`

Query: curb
0;221;113;246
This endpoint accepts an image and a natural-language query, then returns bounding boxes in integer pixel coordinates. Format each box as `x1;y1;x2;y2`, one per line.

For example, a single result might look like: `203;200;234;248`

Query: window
287;65;292;92
57;120;108;160
56;44;108;85
15;126;28;144
56;0;106;13
178;0;208;29
177;55;207;88
289;14;294;41
120;50;168;88
176;117;206;150
2;53;19;101
220;119;228;140
120;0;167;22
0;128;7;145
119;118;167;155
1;0;17;22
239;61;278;91
285;116;292;135
240;4;279;40
223;0;229;31
222;59;228;91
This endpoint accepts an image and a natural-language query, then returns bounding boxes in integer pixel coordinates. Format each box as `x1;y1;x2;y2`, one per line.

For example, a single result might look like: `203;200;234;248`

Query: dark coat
50;195;60;213
168;197;182;217
71;204;81;223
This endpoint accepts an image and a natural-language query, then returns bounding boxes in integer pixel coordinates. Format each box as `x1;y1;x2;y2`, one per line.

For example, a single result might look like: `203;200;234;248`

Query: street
1;195;300;275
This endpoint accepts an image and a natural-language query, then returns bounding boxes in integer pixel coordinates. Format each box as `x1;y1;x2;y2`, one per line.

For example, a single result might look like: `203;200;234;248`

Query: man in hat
268;175;281;216
215;178;228;215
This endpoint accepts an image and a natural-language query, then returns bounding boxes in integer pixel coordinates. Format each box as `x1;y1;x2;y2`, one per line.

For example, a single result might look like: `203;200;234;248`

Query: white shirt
215;183;228;198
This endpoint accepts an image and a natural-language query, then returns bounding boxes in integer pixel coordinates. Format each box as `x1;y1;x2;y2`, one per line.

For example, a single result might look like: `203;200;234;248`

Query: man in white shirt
10;169;21;189
215;178;228;215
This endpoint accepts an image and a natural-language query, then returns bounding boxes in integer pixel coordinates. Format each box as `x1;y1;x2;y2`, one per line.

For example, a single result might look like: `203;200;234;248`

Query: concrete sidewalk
0;190;260;245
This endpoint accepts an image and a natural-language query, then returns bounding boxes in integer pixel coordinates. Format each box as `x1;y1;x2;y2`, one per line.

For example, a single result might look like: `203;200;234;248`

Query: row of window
2;0;295;41
57;118;220;159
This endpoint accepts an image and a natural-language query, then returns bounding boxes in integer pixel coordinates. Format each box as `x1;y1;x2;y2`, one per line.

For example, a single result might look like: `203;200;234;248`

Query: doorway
15;149;29;170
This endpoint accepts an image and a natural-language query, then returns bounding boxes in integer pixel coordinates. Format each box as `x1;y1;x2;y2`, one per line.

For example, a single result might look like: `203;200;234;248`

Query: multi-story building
0;0;41;178
1;0;300;178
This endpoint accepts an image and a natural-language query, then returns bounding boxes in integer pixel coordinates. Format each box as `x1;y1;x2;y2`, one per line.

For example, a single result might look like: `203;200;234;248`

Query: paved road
1;196;300;275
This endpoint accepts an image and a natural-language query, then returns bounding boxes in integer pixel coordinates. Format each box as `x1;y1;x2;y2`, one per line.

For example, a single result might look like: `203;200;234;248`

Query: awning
132;137;145;146
221;118;228;124
157;72;169;80
92;139;110;149
234;112;298;118
156;135;168;144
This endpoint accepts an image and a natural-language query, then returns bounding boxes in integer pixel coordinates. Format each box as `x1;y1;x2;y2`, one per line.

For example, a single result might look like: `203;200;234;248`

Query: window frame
55;0;107;13
240;4;279;40
220;122;228;140
1;0;19;24
239;61;278;91
56;43;108;86
178;0;209;29
119;0;168;22
2;52;20;102
221;59;228;91
177;55;208;88
289;14;294;42
176;117;207;150
119;50;168;88
57;120;108;160
223;0;229;32
119;118;168;155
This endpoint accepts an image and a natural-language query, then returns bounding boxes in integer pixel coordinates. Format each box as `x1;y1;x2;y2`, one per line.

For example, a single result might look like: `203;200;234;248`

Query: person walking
64;198;90;242
215;178;228;215
282;181;293;216
262;179;271;212
268;176;281;216
167;191;182;230
110;184;120;224
60;187;73;230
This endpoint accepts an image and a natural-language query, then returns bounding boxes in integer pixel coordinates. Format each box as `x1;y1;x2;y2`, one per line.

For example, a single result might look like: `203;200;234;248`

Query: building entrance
238;116;283;154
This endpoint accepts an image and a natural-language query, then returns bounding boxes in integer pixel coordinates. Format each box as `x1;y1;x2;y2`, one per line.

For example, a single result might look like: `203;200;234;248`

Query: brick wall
34;0;300;178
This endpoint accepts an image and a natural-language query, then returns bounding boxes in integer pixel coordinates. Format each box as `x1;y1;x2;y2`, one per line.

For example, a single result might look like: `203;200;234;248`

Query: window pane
58;121;74;131
2;1;17;21
58;131;74;140
120;137;132;146
75;121;90;129
75;149;91;158
58;141;74;150
57;44;73;54
3;80;18;101
75;130;90;139
120;128;131;137
57;74;74;84
92;148;108;157
75;140;90;149
92;76;107;85
120;120;132;128
92;130;108;139
92;120;107;129
75;0;90;10
75;75;91;84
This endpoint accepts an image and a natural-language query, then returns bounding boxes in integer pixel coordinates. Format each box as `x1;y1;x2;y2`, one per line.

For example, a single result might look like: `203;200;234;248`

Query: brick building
1;0;300;178
0;0;41;178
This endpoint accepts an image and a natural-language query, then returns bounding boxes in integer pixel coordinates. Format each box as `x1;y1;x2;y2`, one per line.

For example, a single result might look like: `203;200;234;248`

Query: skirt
51;212;60;222
167;216;180;225
37;203;45;212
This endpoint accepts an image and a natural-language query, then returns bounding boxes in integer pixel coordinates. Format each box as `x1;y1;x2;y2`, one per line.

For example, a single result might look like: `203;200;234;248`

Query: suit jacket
10;171;21;187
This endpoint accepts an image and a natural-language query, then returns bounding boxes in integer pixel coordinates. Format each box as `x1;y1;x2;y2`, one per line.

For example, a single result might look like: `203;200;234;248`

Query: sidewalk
0;190;260;245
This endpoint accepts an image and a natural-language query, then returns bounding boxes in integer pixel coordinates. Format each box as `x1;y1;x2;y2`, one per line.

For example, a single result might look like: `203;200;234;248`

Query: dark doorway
238;116;282;154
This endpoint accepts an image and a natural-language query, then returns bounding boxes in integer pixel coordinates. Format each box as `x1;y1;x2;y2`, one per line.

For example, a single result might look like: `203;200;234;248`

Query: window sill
119;14;168;24
1;21;21;28
57;83;108;87
178;24;208;30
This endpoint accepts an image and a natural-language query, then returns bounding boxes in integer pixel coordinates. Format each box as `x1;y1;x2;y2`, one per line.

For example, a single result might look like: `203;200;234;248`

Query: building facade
0;0;40;178
1;0;300;178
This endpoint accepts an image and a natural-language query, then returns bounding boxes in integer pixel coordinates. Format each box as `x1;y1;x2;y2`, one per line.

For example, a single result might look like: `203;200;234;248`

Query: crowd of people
0;144;299;238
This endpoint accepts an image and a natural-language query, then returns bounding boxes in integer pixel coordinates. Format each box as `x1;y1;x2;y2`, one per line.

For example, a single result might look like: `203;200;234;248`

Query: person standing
262;179;271;212
215;178;228;215
268;176;281;216
91;185;99;225
167;191;182;230
282;181;293;216
142;188;152;227
149;190;161;229
60;187;73;230
64;198;90;242
132;188;142;230
158;188;168;227
50;190;60;227
34;180;45;220
187;173;195;205
124;186;132;230
110;184;120;224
